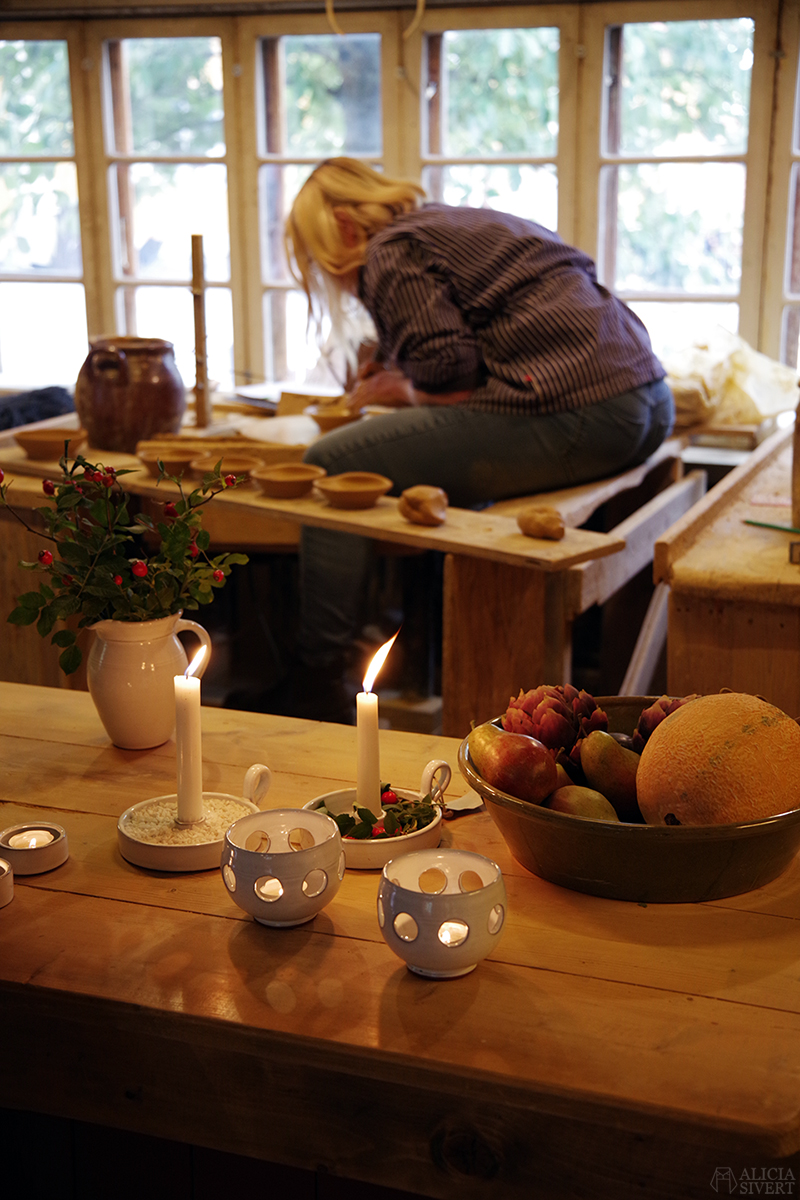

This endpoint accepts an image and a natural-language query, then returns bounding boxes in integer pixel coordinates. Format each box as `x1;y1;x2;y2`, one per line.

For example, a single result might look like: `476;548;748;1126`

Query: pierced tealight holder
0;859;13;908
0;823;69;876
221;808;345;927
377;848;507;979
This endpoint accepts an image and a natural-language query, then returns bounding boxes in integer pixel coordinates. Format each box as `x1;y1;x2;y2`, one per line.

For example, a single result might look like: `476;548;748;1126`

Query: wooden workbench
1;682;799;1199
0;426;697;734
654;424;800;714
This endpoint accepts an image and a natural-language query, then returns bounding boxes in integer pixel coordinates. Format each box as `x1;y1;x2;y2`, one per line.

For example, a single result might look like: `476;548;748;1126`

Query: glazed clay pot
75;337;186;453
87;613;211;750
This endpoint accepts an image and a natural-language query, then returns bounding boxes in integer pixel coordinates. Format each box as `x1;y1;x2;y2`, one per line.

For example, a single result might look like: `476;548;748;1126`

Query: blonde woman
280;157;673;722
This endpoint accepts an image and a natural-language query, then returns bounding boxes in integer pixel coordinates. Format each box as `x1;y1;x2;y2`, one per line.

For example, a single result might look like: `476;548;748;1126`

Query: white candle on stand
175;645;208;824
356;632;398;818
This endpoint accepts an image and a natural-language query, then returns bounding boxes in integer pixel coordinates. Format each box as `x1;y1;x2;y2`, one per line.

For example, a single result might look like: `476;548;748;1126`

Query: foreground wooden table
1;683;799;1198
655;424;800;714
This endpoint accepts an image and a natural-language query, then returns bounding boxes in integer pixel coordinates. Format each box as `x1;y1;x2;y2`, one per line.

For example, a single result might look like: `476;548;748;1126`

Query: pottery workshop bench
201;436;704;735
0;424;704;735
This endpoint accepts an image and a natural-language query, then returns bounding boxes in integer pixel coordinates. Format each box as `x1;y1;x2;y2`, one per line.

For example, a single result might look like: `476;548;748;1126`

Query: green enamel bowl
458;697;800;903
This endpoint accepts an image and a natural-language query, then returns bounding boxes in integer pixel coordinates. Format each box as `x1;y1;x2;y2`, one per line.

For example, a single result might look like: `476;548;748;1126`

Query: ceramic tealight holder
377;848;506;978
304;759;451;870
0;859;13;908
0;822;69;876
221;808;344;927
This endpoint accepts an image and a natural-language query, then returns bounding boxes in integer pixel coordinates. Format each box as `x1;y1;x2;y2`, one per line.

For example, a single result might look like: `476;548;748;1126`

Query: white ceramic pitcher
87;613;211;750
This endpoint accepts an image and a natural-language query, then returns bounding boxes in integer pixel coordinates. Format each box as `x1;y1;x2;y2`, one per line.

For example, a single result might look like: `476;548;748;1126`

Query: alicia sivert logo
711;1167;796;1195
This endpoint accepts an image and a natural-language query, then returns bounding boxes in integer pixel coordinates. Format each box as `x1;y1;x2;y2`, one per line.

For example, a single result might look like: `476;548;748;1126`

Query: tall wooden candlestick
191;233;212;429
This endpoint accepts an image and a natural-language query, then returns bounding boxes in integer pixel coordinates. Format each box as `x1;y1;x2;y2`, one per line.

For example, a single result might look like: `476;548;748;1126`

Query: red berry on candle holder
131;560;148;578
371;821;386;837
42;480;55;496
381;790;398;806
213;569;224;582
113;575;123;586
224;474;236;487
38;549;54;566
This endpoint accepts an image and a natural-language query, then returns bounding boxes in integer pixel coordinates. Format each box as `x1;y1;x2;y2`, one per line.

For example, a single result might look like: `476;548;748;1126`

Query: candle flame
362;630;399;694
185;645;208;678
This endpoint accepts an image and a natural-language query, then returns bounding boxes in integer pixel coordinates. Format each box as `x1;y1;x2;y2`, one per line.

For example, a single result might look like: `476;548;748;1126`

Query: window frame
0;1;796;389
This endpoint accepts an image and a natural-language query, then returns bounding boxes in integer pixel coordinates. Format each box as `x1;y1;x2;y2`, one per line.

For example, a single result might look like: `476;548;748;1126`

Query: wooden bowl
137;447;198;478
189;454;263;482
305;404;363;432
251;462;326;498
316;471;393;510
14;427;87;461
458;698;800;903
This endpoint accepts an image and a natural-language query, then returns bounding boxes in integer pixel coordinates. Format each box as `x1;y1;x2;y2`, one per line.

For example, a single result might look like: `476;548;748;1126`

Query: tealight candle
356;632;398;818
8;829;54;849
174;645;208;824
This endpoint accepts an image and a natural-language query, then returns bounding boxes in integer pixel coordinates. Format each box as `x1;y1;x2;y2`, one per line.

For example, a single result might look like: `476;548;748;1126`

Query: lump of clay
399;485;448;526
517;505;565;541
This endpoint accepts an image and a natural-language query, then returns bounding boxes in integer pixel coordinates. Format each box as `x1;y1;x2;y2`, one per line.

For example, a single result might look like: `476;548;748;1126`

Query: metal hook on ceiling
403;0;427;40
325;0;345;37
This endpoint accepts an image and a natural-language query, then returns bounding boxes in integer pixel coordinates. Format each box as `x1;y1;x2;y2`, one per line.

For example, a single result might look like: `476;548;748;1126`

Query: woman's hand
348;366;414;410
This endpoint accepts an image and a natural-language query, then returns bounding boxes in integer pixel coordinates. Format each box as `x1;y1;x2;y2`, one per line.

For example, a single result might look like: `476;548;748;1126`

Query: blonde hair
285;158;425;359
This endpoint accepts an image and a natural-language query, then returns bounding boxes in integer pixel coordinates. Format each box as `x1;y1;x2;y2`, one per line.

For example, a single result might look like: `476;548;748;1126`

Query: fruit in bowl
458;690;800;902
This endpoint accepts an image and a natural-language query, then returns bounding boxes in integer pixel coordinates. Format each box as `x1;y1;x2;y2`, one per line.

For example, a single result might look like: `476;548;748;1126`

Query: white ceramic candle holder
303;759;451;870
221;808;344;927
0;822;69;876
0;858;13;908
117;763;271;872
377;848;507;978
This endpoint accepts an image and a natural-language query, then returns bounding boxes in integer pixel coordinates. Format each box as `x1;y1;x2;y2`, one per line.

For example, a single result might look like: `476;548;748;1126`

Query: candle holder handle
420;759;451;805
243;763;272;806
175;618;212;675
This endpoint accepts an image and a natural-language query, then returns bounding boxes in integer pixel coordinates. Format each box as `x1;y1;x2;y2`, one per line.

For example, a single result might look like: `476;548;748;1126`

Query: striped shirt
359;204;665;416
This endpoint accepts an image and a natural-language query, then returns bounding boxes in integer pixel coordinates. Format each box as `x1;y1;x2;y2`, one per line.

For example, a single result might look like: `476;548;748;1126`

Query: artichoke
631;694;698;753
503;684;608;762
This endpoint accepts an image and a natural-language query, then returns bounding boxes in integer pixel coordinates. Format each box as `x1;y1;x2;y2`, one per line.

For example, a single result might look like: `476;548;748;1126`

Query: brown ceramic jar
75;336;186;453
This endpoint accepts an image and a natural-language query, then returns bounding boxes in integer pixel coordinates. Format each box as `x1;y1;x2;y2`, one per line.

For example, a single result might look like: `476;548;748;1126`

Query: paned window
0;39;87;387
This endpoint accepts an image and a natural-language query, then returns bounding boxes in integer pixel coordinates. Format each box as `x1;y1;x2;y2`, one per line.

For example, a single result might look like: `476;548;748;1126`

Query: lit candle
8;829;54;849
174;645;208;824
356;632;398;818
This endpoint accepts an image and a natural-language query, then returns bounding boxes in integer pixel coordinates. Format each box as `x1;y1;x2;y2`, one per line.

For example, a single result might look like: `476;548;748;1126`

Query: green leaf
8;605;40;626
51;628;76;647
37;608;57;637
347;821;374;839
355;807;377;827
224;553;250;566
16;591;45;610
383;809;400;836
51;594;82;619
59;643;82;675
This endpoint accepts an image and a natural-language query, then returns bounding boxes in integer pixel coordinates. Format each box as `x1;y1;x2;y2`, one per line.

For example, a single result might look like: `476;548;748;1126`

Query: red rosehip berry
213;569;224;582
224;474;236;487
381;790;398;806
62;574;74;585
0;468;4;483
113;575;123;586
42;480;55;496
131;560;148;578
101;474;114;487
38;549;54;566
190;543;199;558
163;502;177;519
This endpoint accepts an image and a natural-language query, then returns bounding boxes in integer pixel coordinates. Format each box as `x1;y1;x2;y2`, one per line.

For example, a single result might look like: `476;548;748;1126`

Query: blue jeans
298;380;674;665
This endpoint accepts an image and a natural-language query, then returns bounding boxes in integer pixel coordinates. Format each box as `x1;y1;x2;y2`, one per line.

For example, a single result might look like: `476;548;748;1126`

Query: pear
468;722;558;805
579;730;642;822
546;785;620;822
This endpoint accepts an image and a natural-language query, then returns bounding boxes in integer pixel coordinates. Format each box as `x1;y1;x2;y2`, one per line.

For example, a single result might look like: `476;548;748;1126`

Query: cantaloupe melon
636;692;800;825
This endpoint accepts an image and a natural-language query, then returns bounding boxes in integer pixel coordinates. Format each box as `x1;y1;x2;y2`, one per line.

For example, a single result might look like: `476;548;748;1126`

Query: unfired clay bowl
316;471;393;510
